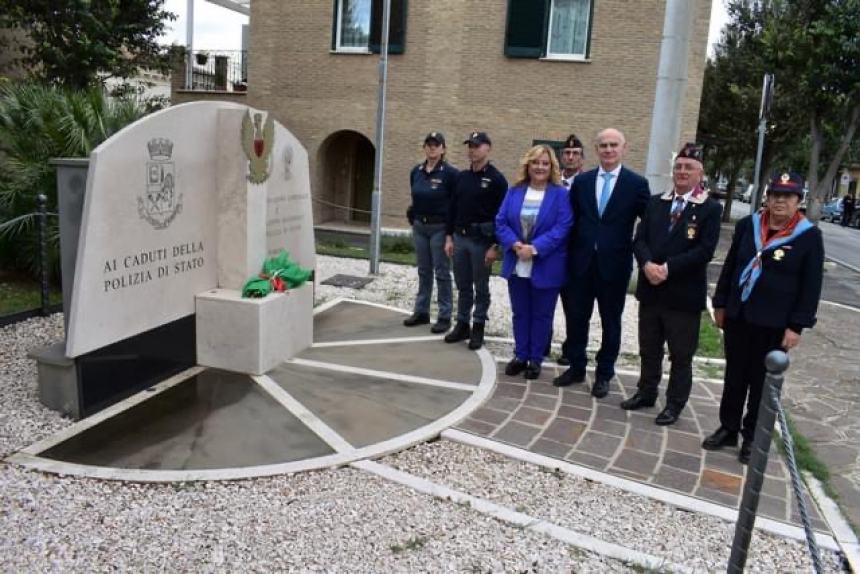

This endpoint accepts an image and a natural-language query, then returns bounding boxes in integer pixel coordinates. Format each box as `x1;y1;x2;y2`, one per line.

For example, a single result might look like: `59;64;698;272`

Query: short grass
697;311;724;358
0;279;62;315
779;413;837;500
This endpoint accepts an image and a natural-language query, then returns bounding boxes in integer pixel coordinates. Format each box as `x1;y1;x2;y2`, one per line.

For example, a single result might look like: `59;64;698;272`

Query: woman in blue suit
496;145;574;379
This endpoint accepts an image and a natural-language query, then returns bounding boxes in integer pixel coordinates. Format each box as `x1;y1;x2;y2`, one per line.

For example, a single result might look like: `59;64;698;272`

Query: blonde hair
514;144;562;187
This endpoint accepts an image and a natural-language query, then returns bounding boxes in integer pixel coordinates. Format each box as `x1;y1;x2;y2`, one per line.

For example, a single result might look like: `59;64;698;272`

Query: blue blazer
567;166;651;281
495;183;574;289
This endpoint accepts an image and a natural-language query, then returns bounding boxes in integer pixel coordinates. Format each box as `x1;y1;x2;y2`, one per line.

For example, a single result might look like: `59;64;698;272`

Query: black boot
403;312;430;327
444;321;471;343
468;323;485;350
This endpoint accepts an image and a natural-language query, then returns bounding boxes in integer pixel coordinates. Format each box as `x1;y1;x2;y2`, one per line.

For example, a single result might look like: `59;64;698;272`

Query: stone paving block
494;382;527;400
540;420;586;444
610;467;649;482
613;449;659;475
493;421;541;447
458;418;496;435
470;407;509;426
560;389;593;407
513;406;554;426
653;466;699;493
596;405;628;423
760;477;788;499
528;382;559;397
523;393;557;411
704;450;746;476
565;450;611;470
576;432;623;458
703;382;724;396
666;415;700;434
690;381;714;399
628;412;659;430
532;438;572;459
624;430;664;454
483;396;521;412
662;450;702;473
497;373;528;385
701;468;742;496
589;418;627;437
666;431;703;454
695;486;739;508
556;404;591;422
756;493;789;521
765;459;786;478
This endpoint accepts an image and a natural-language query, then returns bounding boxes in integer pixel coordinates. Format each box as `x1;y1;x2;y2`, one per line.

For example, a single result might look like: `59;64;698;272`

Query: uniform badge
481;177;491;189
686;224;697;239
773;248;785;261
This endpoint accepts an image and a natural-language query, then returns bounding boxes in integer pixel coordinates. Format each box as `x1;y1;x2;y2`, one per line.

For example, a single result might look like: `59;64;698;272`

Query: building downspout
644;0;696;195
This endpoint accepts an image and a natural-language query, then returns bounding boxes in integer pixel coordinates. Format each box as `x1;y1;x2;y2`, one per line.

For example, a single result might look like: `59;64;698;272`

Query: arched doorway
318;130;375;225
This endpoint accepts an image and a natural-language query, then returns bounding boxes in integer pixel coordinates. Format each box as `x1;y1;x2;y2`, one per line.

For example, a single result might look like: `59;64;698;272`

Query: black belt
414;214;447;224
455;222;494;237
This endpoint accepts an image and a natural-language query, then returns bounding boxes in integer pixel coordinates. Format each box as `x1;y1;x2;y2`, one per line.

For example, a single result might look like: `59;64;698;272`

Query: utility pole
186;0;194;89
369;0;391;275
750;73;774;214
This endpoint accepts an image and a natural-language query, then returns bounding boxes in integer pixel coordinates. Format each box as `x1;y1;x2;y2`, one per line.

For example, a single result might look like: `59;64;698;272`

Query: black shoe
738;441;752;464
468;323;485;350
430;318;451;334
444;321;470;343
702;427;739;450
524;362;541;380
505;358;527;376
403;313;430;327
591;377;610;398
557;356;570;366
552;368;585;387
655;405;681;426
620;393;656;411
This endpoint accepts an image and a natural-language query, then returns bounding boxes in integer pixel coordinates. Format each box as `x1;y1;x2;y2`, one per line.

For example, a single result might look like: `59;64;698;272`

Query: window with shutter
504;0;549;58
333;0;372;52
546;0;592;59
369;0;408;54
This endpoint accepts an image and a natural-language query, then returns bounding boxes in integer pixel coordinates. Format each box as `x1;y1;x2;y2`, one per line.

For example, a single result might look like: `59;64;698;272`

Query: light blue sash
738;213;813;302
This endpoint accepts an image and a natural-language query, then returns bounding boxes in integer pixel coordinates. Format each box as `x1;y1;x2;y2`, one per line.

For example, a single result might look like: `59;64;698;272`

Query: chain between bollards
37;194;50;316
727;350;788;573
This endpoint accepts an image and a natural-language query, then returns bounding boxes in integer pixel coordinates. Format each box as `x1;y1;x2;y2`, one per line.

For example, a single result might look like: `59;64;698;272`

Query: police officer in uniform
444;131;509;349
404;132;459;333
622;143;722;425
703;172;824;463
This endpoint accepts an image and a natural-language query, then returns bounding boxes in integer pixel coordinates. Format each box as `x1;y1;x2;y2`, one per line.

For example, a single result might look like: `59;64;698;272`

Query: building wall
249;0;711;228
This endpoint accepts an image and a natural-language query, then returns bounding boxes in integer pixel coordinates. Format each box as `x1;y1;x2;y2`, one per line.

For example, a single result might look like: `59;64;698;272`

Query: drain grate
320;274;374;289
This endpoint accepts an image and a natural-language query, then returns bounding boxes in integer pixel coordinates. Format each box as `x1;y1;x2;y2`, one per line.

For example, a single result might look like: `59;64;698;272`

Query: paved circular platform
9;299;495;481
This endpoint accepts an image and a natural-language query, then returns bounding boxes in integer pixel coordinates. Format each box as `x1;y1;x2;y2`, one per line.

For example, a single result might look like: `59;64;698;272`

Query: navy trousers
452;235;493;324
561;258;629;380
508;276;559;364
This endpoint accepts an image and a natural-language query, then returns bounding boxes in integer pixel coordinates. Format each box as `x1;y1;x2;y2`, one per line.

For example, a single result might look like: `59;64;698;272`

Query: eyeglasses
672;164;698;172
597;142;620;149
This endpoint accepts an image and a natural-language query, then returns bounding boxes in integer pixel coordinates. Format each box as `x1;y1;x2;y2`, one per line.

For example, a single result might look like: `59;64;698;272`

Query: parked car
739;184;754;203
821;198;843;223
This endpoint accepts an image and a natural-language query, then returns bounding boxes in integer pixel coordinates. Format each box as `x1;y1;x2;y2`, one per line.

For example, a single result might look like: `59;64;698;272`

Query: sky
160;0;730;57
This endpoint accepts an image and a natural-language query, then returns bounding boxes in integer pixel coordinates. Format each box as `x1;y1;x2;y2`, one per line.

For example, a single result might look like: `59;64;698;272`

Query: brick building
183;0;711;229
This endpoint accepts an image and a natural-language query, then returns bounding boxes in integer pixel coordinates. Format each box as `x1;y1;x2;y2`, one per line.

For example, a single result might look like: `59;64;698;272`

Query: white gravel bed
315;255;640;352
0;463;640;572
383;441;845;573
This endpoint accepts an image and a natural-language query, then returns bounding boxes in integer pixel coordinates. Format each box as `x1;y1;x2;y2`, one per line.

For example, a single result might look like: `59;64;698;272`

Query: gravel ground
385;441;845;573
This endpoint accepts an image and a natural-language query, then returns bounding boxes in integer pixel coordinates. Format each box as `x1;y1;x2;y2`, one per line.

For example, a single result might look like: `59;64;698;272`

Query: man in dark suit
554;128;651;397
622;143;722;425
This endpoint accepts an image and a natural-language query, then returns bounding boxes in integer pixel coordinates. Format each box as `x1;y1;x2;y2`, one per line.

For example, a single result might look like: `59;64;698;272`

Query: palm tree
0;81;147;279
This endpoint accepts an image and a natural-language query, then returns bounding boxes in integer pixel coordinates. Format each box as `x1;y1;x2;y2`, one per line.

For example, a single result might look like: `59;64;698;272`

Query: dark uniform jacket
567;166;651;281
407;160;459;223
633;189;722;312
446;162;508;237
713;214;824;332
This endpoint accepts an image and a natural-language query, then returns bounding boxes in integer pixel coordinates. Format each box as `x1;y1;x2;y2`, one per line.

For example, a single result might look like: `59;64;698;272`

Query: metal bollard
37;194;50;316
727;349;789;573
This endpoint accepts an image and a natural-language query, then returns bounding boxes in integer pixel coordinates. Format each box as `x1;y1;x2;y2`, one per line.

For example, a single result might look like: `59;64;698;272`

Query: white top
515;186;546;278
595;165;622;210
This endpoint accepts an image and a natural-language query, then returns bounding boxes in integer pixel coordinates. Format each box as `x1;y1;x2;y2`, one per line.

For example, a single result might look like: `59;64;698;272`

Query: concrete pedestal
29;342;81;419
195;283;313;375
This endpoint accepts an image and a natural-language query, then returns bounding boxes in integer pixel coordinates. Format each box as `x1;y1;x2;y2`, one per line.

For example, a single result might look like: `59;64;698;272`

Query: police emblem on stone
138;137;182;230
242;110;275;184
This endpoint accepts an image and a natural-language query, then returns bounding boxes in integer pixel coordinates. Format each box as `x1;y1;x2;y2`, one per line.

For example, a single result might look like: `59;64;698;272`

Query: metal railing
184;50;247;92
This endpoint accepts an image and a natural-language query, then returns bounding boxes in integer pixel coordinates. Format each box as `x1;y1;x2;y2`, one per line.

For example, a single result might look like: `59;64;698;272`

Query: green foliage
0;82;148;279
0;0;178;90
697;311;724;359
0;276;62;315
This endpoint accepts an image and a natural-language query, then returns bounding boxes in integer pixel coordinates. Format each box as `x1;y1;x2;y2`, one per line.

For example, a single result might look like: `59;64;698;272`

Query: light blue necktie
598;172;614;217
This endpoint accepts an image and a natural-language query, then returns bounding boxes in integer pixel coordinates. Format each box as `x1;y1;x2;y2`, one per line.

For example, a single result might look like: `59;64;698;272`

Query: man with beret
444;131;509;349
622;143;722;425
703;171;823;463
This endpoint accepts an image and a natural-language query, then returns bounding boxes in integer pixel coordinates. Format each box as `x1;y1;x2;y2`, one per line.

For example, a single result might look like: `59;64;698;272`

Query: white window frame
334;0;372;53
545;0;591;61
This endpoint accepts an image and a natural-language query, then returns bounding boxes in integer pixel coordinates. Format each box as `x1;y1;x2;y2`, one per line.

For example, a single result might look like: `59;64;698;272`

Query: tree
0;0;177;90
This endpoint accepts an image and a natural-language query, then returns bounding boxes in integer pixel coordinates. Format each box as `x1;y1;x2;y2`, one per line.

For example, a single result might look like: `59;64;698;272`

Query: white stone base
195;283;313;375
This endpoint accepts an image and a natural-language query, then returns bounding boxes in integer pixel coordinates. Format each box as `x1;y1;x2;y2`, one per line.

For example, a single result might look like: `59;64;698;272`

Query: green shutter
369;0;408;54
331;0;338;50
504;0;549;58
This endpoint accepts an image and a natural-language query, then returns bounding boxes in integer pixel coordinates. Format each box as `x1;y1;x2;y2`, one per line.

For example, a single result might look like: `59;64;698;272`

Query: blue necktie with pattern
598;172;613;217
669;196;685;230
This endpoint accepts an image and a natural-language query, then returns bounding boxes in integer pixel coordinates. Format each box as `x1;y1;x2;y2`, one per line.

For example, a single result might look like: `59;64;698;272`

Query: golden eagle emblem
242;110;275;184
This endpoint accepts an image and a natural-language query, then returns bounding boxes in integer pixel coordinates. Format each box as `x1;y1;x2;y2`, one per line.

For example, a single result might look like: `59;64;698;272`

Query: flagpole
369;0;391;275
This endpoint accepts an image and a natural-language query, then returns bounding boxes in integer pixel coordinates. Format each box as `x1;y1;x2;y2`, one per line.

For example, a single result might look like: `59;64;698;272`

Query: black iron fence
185;50;247;92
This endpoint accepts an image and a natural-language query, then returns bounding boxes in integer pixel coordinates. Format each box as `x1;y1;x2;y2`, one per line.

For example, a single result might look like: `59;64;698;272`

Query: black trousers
637;303;700;409
719;316;784;441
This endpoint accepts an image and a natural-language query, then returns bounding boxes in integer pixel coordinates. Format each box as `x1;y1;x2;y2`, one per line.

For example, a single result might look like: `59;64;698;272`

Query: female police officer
702;172;824;464
403;132;459;333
